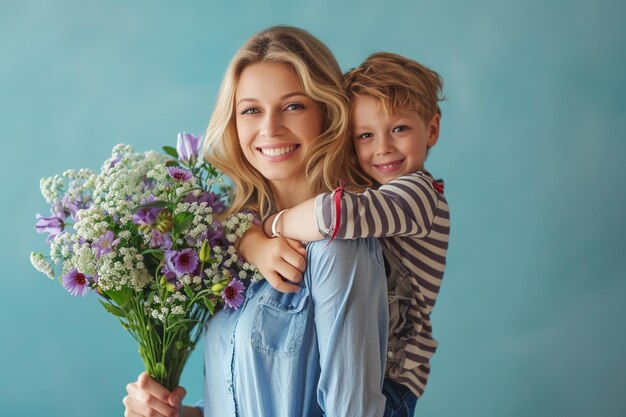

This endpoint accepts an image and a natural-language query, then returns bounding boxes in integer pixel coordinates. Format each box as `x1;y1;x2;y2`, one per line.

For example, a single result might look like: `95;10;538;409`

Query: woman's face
235;63;324;185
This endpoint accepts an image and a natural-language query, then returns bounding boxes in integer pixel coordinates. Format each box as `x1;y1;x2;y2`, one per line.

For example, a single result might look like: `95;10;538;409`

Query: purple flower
176;132;203;164
132;207;161;226
222;279;245;310
109;157;121;168
35;211;65;242
167;166;193;182
161;262;177;282
62;268;90;296
132;196;162;226
165;248;199;277
93;231;120;258
183;191;226;214
61;194;91;220
150;230;172;249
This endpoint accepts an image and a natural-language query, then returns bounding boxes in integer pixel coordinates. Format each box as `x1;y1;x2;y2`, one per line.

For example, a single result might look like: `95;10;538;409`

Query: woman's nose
260;111;283;138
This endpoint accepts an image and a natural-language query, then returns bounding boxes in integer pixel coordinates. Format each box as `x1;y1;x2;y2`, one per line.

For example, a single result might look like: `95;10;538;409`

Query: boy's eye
392;125;409;133
240;106;260;115
284;102;305;111
356;132;374;140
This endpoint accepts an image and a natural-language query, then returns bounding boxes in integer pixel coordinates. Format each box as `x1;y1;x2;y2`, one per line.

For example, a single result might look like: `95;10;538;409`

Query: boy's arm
314;174;441;240
266;174;441;241
263;197;325;242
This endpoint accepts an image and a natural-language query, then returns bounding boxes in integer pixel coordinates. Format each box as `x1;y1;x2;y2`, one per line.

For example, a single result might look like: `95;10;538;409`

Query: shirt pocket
251;286;310;357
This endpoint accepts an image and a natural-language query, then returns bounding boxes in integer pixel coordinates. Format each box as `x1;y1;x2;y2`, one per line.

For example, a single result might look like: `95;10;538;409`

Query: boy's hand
238;225;307;293
259;237;307;292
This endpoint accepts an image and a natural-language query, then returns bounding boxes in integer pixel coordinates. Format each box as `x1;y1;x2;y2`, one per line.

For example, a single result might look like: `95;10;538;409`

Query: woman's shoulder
306;237;382;264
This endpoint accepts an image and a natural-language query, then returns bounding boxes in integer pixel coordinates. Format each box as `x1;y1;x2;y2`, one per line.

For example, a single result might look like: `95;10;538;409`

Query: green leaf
163;146;178;159
202;297;215;315
154;362;167;380
99;300;127;318
141;249;164;261
173;212;194;235
184;285;195;300
134;200;170;210
104;287;133;309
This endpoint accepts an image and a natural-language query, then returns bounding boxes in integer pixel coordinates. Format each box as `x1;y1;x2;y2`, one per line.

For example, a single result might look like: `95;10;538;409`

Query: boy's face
351;95;440;184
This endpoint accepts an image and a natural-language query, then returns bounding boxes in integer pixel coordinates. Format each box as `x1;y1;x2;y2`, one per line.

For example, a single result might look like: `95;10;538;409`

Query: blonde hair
204;26;364;219
343;51;444;122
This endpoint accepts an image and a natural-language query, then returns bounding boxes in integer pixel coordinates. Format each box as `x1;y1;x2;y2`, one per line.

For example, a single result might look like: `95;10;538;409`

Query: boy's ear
427;113;440;148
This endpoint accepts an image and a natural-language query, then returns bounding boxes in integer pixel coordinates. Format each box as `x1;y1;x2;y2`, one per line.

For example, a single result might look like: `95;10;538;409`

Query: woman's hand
238;225;307;293
123;372;189;417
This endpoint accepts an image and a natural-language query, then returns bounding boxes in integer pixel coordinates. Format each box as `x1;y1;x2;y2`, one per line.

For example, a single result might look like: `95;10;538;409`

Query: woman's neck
270;177;314;211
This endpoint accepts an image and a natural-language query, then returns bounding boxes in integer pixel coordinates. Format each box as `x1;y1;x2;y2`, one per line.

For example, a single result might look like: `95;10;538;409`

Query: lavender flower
62;194;91;220
183;191;226;214
167;167;193;182
35;211;65;242
62;268;90;296
93;231;120;258
132;196;162;227
222;279;245;310
165;248;199;277
176;132;203;164
132;207;161;226
150;230;172;249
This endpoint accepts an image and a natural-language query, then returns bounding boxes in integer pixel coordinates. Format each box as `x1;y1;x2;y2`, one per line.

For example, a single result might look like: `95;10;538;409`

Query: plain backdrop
1;1;625;416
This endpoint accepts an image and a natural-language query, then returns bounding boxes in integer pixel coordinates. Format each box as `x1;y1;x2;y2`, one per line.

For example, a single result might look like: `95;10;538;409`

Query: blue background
2;1;625;416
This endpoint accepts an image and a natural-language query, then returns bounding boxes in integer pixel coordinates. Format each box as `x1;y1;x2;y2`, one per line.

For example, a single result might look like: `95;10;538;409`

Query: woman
123;26;389;417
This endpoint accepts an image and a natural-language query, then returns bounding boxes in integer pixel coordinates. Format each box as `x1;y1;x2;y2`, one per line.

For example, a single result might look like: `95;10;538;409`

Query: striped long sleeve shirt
314;171;450;397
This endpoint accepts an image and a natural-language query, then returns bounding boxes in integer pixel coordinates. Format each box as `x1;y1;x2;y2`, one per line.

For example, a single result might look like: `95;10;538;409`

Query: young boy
239;52;450;415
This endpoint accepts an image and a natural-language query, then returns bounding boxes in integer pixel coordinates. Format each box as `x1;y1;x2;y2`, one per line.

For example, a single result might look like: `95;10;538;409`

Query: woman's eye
240;107;260;115
356;132;373;140
284;102;304;111
392;125;409;133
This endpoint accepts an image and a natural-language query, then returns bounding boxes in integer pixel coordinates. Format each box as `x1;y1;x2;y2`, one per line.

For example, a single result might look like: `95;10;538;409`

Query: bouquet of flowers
30;133;260;390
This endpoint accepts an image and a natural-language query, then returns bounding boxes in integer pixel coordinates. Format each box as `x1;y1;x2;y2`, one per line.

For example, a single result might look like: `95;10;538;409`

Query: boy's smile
351;95;440;185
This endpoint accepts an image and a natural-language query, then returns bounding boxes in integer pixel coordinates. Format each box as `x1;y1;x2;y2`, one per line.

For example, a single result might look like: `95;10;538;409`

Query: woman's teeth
259;145;298;156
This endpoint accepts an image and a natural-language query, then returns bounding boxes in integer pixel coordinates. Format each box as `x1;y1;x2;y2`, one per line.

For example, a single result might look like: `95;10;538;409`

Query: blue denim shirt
198;237;389;417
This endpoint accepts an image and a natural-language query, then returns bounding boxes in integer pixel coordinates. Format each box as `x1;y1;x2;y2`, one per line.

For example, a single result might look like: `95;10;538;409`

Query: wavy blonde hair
204;26;365;219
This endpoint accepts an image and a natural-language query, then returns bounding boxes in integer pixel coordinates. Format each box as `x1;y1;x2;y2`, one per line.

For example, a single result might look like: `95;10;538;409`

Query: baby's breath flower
30;252;55;279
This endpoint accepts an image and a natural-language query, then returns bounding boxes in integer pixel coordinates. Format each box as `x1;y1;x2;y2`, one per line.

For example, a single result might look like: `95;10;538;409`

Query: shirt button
387;350;395;360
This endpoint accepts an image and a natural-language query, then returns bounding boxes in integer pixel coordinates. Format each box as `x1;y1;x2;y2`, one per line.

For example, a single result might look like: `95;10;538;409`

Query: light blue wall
2;1;624;416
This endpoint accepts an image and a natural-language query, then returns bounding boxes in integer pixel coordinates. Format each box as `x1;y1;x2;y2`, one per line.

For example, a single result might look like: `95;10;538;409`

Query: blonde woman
123;26;388;417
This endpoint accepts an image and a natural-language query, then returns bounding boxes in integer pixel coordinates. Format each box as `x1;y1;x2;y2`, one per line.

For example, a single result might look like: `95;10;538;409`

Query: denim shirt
198;237;389;417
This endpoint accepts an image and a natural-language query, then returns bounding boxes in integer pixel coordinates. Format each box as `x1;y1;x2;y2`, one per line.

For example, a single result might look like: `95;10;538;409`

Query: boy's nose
375;134;395;155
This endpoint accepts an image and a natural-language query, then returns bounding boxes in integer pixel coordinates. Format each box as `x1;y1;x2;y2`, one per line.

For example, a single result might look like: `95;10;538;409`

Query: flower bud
199;240;211;262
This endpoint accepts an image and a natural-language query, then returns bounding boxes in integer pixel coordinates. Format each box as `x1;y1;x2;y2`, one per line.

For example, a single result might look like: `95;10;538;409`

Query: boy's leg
382;378;418;417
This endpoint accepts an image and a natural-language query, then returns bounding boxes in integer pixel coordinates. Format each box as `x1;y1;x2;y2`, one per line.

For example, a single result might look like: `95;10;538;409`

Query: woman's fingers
123;373;180;417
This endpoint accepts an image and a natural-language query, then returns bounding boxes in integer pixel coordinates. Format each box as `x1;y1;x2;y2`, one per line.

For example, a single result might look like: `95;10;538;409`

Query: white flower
30;252;55;279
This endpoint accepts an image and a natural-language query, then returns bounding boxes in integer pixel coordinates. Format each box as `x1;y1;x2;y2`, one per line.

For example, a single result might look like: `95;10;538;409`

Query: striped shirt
314;171;450;397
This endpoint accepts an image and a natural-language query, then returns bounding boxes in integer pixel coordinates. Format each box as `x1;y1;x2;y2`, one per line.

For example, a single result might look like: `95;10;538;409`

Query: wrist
270;209;288;238
262;213;276;237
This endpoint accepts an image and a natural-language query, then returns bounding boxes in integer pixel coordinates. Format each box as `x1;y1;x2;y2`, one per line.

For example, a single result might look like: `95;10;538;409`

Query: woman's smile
235;62;323;185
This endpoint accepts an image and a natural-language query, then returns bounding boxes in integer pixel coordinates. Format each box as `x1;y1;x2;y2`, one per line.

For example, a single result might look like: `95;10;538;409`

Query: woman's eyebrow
236;92;309;107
